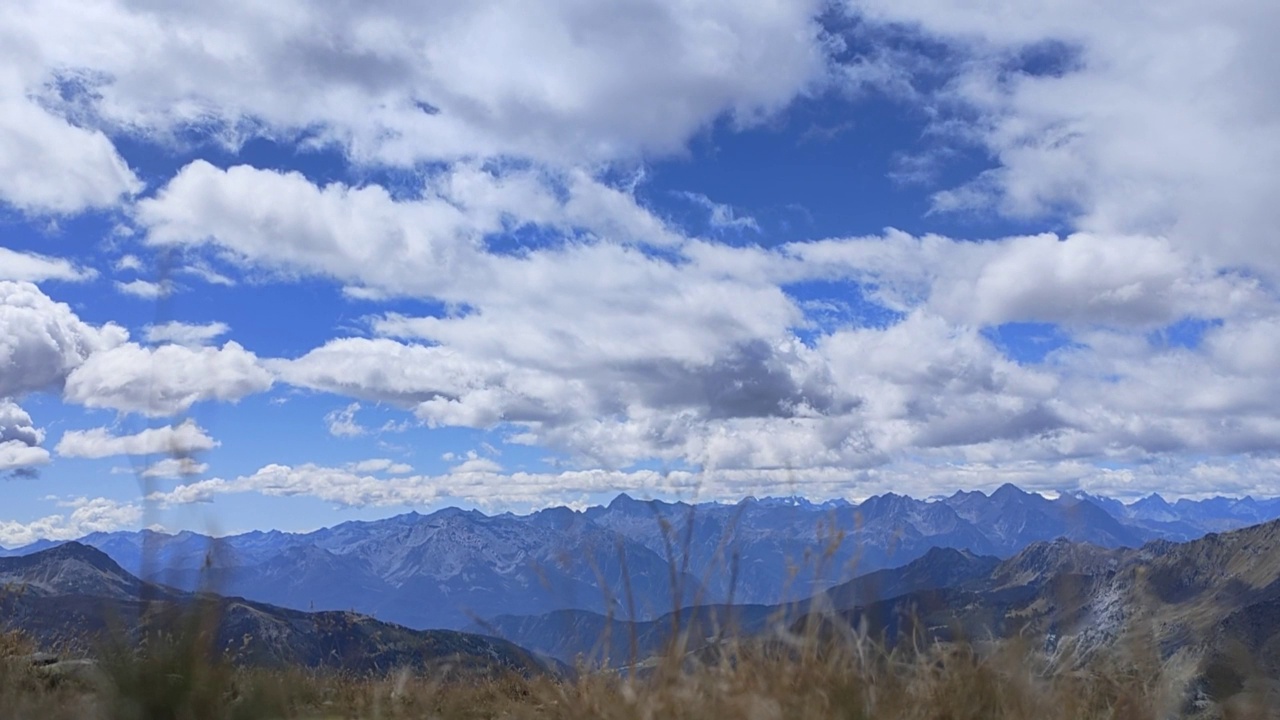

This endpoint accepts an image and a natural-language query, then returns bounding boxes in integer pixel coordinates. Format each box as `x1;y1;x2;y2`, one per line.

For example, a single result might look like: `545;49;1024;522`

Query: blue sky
2;0;1280;544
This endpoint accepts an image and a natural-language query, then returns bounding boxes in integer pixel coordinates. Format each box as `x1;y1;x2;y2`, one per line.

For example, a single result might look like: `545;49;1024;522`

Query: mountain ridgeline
2;484;1277;633
0;542;551;676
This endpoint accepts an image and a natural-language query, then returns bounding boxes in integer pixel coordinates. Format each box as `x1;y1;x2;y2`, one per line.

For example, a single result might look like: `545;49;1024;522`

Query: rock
36;658;105;686
16;651;59;666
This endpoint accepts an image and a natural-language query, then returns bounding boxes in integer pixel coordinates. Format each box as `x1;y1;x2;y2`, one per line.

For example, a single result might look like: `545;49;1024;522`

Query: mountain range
0;542;551;676
2;484;1277;632
485;516;1280;710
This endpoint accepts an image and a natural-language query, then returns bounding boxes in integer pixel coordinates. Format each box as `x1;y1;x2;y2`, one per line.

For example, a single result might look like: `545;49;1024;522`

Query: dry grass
2;612;1277;720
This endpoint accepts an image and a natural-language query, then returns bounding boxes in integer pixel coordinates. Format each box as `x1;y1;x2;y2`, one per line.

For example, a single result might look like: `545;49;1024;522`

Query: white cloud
139;454;1280;514
0;441;48;473
0;246;96;282
142;321;231;347
114;255;142;272
0;78;141;214
55;420;219;459
179;262;236;287
115;279;173;299
148;463;444;508
325;402;367;438
846;0;1280;275
449;451;504;475
2;1;828;168
788;230;1265;328
0;497;141;548
0;400;43;448
63;341;273;417
0;400;49;472
0;281;128;399
4;0;1277;503
676;191;760;232
139;457;209;480
137;161;685;300
347;458;414;475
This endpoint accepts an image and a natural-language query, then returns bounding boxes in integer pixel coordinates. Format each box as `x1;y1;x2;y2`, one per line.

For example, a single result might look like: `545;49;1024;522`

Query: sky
2;0;1280;545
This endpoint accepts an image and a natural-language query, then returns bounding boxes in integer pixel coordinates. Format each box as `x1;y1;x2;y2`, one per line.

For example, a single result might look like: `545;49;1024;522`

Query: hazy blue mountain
0;543;553;676
822;546;1001;609
5;484;1279;632
473;603;783;667
1128;493;1180;523
479;545;1001;665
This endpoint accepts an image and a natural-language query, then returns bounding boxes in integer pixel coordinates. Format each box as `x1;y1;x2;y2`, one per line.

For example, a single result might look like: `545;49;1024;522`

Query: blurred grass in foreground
3;614;1276;720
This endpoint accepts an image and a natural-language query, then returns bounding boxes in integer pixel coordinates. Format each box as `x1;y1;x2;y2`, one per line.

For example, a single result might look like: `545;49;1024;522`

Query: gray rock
36;658;104;686
17;651;59;666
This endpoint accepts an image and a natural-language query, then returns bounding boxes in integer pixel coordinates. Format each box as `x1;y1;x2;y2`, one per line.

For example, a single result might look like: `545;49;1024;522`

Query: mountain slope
482;545;1002;665
0;543;552;676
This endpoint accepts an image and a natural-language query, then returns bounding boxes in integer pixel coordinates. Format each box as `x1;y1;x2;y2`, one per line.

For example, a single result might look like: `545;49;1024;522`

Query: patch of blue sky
1148;317;1223;351
1001;38;1085;81
483;223;573;257
982;322;1080;364
788;279;906;344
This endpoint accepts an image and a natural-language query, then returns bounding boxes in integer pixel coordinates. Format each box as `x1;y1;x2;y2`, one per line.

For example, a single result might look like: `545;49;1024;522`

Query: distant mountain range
486;515;1280;712
2;484;1277;631
0;542;551;676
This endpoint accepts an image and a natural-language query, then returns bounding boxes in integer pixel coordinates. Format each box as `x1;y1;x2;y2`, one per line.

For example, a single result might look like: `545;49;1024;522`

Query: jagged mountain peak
991;483;1030;502
20;541;122;572
0;541;148;600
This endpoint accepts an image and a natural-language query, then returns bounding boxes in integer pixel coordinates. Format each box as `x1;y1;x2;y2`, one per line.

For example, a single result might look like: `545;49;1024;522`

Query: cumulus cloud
0;281;128;399
144;462;710;509
63;341;273;417
347;458;414;475
325;403;367;438
55;420;219;459
148;463;445;508
137;161;685;300
0;247;96;282
846;0;1280;274
787;230;1265;328
0;79;141;214
142;321;231;347
115;279;173;299
5;0;1279;505
0;400;49;472
0;497;141;548
449;452;504;475
139;457;209;480
2;1;827;169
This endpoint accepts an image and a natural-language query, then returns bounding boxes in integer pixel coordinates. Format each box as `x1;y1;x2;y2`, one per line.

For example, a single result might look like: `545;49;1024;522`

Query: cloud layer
2;0;1280;538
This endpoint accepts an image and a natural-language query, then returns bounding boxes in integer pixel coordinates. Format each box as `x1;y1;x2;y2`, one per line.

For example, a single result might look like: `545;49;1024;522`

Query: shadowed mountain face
2;485;1277;631
0;542;552;676
0;541;159;600
807;516;1280;710
478;546;1004;665
484;515;1280;701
